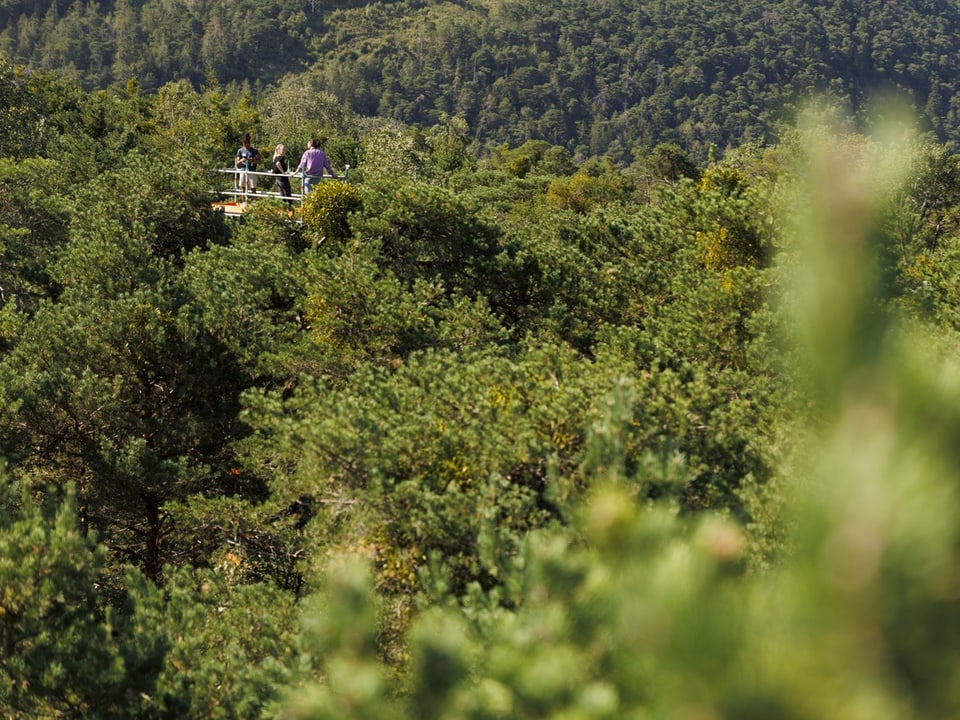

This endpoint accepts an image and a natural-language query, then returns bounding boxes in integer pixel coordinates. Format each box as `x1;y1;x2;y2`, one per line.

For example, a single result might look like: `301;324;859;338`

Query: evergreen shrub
301;180;362;243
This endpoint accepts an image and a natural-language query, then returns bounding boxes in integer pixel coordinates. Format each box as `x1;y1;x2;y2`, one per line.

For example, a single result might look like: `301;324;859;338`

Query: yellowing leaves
301;181;363;242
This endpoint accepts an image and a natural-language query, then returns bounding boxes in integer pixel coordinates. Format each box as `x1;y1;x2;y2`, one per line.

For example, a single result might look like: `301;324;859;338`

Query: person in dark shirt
272;143;294;204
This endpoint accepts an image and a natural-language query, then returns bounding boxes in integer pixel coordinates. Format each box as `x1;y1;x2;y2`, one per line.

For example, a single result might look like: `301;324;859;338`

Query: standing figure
272;144;294;204
235;132;261;198
294;138;335;194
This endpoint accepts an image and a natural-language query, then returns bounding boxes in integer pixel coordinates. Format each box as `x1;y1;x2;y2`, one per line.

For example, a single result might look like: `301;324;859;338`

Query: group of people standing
234;133;337;203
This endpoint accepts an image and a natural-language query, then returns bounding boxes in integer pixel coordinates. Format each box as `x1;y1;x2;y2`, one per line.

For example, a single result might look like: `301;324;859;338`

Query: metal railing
213;165;351;217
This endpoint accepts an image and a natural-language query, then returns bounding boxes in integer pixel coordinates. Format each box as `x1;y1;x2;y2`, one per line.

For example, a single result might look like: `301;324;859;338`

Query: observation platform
211;166;350;219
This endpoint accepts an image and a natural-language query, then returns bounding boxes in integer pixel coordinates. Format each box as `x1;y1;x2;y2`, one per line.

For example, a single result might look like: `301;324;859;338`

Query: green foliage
19;66;149;167
181;236;306;381
260;72;361;169
649;141;702;182
7;48;960;720
149;567;301;719
0;286;249;583
490;141;566;178
351;178;504;300
695;165;769;270
8;0;960;159
357;123;428;183
279;561;402;720
243;345;576;597
0;156;71;313
301;179;362;243
148;81;261;166
0;480;108;714
280;117;960;720
0;481;169;718
300;246;416;372
301;251;507;375
62;153;228;273
544;168;633;214
424;113;473;175
0;149;247;583
0;55;43;157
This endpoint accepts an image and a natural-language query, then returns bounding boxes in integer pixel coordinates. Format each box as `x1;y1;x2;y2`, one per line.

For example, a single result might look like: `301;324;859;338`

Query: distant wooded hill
2;0;959;159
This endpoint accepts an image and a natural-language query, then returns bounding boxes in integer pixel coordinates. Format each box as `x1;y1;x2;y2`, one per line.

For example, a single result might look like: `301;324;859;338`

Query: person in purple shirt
294;138;336;193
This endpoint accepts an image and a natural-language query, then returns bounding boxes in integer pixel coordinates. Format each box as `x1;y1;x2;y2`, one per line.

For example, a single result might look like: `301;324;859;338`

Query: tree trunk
143;493;162;583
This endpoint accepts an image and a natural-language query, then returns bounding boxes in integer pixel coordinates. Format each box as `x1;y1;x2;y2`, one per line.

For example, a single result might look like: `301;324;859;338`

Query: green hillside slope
2;0;959;157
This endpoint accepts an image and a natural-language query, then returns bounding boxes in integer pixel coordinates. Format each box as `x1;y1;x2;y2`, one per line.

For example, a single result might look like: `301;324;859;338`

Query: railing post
300;167;307;214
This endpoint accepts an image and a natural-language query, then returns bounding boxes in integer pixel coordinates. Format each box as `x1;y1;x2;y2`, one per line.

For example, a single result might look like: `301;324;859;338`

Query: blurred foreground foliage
1;63;960;718
279;118;960;720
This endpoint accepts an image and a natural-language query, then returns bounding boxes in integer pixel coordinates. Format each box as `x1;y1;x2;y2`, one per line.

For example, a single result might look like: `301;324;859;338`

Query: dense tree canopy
2;31;960;720
3;0;960;159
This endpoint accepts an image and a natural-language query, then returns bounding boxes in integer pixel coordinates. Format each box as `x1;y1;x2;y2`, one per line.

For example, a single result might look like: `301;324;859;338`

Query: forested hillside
3;0;960;158
3;43;960;717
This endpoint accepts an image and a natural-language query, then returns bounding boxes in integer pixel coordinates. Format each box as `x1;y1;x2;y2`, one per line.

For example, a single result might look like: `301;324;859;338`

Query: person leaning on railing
294;138;336;194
